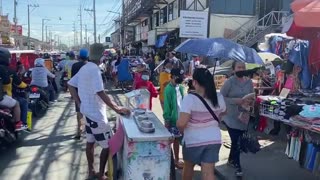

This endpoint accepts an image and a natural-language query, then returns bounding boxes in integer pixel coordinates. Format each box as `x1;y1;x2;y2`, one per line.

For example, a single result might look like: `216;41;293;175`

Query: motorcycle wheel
32;100;48;117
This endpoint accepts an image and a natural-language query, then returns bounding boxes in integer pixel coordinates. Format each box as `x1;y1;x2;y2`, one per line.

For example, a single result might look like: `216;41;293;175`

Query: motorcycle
60;71;69;92
28;86;49;117
0;108;17;146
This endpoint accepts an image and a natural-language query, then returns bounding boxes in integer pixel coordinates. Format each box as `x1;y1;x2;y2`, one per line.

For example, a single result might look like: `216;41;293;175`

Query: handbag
189;92;220;123
239;131;261;154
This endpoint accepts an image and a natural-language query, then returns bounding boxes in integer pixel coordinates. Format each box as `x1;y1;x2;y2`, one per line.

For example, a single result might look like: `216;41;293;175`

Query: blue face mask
141;75;150;81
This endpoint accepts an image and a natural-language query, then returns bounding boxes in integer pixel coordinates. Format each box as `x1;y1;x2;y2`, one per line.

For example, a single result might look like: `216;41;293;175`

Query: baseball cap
69;51;75;58
171;68;184;76
79;48;89;59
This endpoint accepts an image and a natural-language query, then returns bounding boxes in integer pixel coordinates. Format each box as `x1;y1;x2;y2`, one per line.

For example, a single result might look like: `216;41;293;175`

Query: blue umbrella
174;38;264;65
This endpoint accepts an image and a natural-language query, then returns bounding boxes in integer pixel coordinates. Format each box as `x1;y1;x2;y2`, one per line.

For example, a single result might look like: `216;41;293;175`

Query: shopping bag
239;132;261;154
27;111;32;130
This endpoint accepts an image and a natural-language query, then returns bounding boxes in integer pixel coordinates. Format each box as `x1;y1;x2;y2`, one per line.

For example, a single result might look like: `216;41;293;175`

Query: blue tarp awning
155;34;168;48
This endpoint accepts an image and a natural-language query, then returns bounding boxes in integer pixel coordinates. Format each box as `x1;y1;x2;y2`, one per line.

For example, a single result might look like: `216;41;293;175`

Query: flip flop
86;172;99;180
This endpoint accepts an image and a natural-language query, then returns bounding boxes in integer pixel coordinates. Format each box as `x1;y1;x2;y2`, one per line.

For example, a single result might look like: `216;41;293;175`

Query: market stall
255;9;320;175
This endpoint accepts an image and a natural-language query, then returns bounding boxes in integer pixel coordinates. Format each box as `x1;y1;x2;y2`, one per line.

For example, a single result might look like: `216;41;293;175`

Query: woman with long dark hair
220;61;254;177
177;68;226;180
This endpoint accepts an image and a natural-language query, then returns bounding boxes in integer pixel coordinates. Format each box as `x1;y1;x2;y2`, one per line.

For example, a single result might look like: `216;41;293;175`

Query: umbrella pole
213;59;217;74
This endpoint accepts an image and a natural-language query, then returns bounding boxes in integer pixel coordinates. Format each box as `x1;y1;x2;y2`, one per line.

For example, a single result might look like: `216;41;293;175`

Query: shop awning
155;34;168;48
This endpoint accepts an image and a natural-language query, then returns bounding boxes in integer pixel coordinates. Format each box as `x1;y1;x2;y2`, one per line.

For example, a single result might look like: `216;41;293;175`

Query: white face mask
164;68;171;73
141;75;150;81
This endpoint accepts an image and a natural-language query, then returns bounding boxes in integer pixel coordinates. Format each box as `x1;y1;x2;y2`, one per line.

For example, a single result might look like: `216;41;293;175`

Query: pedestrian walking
177;68;226;180
220;61;254;177
68;43;130;180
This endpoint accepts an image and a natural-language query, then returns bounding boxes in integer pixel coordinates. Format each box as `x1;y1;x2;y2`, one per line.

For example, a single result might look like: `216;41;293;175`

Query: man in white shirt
68;43;130;180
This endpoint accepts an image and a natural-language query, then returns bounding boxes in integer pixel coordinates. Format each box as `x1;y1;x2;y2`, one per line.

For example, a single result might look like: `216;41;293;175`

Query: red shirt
135;80;158;110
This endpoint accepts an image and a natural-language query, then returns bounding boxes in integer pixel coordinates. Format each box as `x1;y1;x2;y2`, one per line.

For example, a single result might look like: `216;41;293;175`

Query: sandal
86;172;99;180
174;160;184;169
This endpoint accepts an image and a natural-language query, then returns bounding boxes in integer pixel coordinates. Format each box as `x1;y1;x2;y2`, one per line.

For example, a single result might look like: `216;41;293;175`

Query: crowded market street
0;87;317;180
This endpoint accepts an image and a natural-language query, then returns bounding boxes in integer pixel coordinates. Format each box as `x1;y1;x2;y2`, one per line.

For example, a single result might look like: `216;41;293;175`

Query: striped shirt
180;93;226;147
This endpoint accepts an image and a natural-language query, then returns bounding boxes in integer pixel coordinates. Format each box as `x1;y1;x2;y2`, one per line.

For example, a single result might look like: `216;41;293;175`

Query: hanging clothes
308;40;320;75
288;41;312;89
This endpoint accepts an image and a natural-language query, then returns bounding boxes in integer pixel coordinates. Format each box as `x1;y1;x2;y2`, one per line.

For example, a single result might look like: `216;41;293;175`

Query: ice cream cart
119;89;173;180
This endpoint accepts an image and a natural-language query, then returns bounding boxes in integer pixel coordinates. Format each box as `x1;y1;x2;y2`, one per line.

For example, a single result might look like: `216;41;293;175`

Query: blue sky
2;0;121;45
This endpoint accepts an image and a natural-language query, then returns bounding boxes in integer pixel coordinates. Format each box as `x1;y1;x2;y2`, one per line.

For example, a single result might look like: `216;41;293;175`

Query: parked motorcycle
0;108;17;146
28;86;49;117
60;71;68;92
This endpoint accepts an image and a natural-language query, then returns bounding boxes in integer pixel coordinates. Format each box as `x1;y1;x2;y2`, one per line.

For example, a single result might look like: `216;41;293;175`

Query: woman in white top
177;68;226;180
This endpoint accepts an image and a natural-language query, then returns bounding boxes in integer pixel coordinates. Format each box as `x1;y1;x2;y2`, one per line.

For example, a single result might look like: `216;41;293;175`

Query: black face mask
175;77;184;84
235;71;247;78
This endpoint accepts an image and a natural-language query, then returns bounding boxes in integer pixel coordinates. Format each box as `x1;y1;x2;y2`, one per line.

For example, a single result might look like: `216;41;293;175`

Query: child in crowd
133;63;146;89
163;68;185;169
135;70;158;110
159;60;173;110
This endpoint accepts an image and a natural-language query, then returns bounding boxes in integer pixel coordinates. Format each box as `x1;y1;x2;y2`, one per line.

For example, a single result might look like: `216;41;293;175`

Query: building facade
115;0;293;56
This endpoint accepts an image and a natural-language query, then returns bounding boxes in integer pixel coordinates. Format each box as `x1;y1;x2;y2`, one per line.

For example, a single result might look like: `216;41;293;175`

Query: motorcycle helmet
34;58;45;67
0;47;11;66
79;48;89;59
43;53;50;59
69;51;75;59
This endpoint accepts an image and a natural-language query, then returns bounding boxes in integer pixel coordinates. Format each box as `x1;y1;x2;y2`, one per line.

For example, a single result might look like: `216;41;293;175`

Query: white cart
119;90;173;180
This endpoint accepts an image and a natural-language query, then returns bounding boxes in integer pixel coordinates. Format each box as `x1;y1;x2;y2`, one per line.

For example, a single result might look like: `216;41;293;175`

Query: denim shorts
183;144;221;164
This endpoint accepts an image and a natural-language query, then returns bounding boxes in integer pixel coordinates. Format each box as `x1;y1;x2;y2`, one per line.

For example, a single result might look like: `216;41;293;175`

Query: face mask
164;68;171;73
141;75;150;81
175;77;184;84
235;71;246;78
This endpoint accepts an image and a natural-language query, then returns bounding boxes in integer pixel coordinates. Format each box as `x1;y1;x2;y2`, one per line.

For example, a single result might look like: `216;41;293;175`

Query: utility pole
14;0;17;34
93;0;97;43
85;25;88;47
98;34;100;43
73;22;76;47
49;31;52;50
85;0;97;43
28;4;39;49
79;5;83;46
42;19;50;42
0;0;2;15
45;25;49;42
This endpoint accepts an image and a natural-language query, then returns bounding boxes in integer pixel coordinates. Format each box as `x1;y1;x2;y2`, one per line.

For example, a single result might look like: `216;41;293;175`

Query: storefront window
168;3;173;21
211;0;256;15
154;11;160;27
173;0;179;19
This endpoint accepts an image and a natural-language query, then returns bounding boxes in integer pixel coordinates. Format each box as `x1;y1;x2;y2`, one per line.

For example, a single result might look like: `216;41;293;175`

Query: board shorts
85;117;112;149
183;144;221;164
0;95;17;108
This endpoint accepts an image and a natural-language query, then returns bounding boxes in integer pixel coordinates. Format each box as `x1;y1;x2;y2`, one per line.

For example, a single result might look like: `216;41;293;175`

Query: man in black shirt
71;48;89;139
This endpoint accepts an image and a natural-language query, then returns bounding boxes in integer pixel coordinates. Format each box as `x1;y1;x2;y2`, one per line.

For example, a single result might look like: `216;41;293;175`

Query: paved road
0;89;318;180
0;91;202;180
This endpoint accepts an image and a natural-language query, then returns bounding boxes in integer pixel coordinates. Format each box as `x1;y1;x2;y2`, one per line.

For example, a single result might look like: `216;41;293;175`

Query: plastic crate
259;103;281;120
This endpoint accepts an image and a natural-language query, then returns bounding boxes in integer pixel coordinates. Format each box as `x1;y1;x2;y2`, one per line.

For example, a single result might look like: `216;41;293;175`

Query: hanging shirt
288;41;311;89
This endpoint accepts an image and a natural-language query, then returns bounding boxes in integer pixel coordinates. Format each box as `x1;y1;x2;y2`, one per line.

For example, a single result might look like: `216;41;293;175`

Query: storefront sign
0;16;11;34
179;10;208;39
10;25;23;35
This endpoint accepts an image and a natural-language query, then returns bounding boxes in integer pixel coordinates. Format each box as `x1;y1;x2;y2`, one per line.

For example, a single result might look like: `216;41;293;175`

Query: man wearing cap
189;54;200;76
70;48;89;140
167;51;184;70
68;43;130;180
